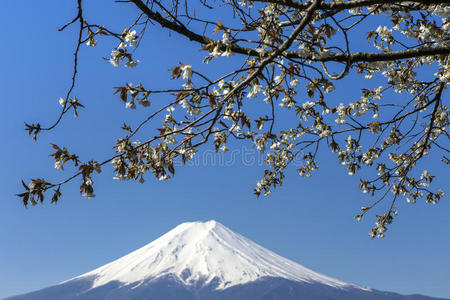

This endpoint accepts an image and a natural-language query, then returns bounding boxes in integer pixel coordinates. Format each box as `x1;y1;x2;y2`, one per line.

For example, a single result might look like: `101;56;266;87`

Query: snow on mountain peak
70;220;368;291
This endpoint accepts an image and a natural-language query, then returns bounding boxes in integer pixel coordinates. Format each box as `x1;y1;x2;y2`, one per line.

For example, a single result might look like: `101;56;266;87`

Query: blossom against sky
0;1;448;299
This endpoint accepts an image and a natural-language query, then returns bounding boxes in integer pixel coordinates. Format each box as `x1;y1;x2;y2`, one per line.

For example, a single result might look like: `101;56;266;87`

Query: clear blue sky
0;1;449;299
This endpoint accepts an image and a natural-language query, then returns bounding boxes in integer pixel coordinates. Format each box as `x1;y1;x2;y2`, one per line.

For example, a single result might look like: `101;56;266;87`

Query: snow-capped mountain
5;220;448;300
69;220;359;290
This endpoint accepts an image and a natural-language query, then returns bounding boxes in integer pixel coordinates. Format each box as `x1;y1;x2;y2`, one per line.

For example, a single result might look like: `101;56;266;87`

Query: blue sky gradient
0;1;449;299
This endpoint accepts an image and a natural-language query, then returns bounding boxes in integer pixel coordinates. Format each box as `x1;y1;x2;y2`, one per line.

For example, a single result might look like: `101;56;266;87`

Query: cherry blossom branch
255;0;450;11
46;0;84;131
129;0;450;65
288;46;450;63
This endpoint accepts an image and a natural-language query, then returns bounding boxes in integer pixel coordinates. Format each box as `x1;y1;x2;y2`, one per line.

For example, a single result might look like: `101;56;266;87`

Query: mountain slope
5;220;448;300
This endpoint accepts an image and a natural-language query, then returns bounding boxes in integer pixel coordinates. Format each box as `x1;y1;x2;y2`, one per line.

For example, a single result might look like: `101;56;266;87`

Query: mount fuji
5;220;447;300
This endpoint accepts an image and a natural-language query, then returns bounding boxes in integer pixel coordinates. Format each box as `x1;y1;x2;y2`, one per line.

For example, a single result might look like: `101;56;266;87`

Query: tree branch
254;0;449;11
128;0;450;64
129;0;260;56
287;46;450;62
